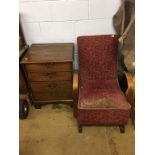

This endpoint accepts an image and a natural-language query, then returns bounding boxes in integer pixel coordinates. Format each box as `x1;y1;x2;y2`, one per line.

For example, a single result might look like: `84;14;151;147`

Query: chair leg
119;125;125;133
78;125;82;133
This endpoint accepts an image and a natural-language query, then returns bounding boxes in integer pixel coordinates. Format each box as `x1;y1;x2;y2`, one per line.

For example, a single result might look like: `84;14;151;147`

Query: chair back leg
78;125;82;133
119;125;125;133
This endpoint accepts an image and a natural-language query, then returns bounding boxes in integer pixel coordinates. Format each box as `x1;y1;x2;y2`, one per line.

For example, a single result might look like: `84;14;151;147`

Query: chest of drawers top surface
21;43;73;64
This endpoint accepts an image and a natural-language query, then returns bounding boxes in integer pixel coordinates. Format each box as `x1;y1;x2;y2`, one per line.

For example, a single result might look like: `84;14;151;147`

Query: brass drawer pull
45;62;54;67
46;72;56;77
24;57;29;61
48;84;56;89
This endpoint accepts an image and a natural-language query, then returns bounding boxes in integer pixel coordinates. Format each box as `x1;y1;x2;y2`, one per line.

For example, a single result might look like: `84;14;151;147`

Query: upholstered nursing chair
73;35;131;133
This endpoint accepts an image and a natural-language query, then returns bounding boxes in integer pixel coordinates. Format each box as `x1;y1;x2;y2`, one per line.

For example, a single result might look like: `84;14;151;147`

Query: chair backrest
77;35;119;89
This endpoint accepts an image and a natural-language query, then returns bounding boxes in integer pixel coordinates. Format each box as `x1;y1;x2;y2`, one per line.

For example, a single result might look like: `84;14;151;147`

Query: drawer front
30;81;72;101
25;62;72;73
28;72;72;82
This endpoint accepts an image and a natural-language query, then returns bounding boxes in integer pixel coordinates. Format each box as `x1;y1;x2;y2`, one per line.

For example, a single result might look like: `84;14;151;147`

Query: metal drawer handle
45;62;54;67
46;72;56;77
24;57;29;61
48;84;56;89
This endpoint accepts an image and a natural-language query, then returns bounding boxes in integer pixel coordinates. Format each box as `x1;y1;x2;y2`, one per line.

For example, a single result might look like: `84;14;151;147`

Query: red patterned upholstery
77;35;131;126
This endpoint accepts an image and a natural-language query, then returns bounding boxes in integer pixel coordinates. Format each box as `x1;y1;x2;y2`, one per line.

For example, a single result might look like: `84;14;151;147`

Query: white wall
19;0;121;69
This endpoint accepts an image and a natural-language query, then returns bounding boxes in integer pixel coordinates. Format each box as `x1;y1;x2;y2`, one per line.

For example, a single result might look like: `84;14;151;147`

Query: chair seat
78;87;131;110
77;85;131;125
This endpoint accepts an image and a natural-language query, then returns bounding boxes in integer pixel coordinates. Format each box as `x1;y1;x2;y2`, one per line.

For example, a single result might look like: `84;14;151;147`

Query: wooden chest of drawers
20;43;74;108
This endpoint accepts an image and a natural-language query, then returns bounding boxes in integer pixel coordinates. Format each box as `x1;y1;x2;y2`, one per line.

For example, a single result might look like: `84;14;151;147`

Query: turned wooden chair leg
78;125;82;133
119;125;125;133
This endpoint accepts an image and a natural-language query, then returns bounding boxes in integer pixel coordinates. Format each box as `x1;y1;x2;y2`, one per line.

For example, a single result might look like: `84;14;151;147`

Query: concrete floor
19;104;135;155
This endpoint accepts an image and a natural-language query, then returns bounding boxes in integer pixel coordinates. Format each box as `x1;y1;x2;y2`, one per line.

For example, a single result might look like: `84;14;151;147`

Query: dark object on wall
19;22;26;51
19;21;30;119
20;43;74;109
113;0;135;73
73;35;131;133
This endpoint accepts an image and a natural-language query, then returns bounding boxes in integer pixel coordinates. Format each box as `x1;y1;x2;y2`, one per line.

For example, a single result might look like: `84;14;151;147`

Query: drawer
33;91;72;101
28;72;72;82
30;81;72;101
25;62;72;73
